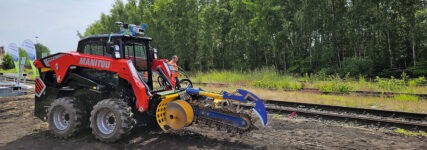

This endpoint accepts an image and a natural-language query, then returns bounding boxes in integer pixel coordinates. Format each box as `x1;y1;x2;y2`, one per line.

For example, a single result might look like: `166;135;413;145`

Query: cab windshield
124;41;147;71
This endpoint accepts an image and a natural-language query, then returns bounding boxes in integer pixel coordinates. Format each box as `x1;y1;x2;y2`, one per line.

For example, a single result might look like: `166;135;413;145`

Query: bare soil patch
0;96;426;150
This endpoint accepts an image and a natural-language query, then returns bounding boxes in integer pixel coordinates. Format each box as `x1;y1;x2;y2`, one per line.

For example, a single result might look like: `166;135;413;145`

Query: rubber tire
90;99;135;143
47;97;84;138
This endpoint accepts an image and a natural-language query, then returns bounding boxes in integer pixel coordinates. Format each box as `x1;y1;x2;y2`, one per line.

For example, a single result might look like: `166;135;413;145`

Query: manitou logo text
79;58;111;69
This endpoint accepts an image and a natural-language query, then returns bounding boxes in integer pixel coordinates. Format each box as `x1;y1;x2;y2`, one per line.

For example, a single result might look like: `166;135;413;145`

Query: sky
0;0;118;54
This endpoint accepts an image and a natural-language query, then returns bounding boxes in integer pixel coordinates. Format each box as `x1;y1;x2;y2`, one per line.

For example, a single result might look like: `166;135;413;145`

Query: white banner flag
22;39;37;61
7;43;19;62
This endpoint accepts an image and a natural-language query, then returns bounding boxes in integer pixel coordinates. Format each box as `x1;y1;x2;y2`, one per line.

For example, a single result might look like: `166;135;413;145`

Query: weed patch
394;94;419;102
192;69;427;94
394;128;427;137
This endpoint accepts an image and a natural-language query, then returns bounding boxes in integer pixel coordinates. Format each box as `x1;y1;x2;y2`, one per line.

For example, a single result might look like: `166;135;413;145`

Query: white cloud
0;0;118;53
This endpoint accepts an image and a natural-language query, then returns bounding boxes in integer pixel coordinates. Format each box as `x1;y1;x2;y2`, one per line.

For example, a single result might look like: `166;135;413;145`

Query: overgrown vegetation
193;68;304;90
250;80;303;90
374;76;406;91
192;69;427;94
318;82;352;93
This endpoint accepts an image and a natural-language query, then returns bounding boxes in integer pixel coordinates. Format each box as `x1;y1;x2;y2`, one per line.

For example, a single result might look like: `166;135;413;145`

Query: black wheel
47;97;85;138
179;78;193;89
90;99;135;142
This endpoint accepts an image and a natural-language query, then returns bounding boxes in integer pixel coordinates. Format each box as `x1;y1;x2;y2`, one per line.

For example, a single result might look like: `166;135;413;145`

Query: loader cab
77;34;155;89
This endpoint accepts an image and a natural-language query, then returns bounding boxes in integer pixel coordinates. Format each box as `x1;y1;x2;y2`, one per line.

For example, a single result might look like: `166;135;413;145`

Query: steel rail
263;100;427;131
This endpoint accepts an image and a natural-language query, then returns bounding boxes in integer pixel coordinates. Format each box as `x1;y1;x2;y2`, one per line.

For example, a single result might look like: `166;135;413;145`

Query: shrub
319;82;352;93
1;54;15;69
358;74;366;84
290;82;304;90
408;76;426;86
319;74;352;93
374;76;405;91
300;73;311;83
400;72;409;82
315;69;330;81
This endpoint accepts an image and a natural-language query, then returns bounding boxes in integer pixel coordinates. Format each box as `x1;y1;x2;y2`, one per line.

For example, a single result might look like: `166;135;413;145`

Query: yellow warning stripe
40;67;52;72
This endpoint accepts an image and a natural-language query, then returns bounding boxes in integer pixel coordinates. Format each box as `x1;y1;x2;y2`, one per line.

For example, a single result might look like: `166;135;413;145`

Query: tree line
83;0;427;77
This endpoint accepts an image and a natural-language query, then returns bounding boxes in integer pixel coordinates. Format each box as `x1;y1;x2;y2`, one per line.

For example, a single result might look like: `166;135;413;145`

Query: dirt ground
0;95;426;150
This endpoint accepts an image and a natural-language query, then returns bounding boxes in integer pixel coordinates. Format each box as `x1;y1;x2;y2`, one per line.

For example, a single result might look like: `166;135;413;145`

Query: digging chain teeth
194;107;255;135
181;90;261;135
196;115;243;134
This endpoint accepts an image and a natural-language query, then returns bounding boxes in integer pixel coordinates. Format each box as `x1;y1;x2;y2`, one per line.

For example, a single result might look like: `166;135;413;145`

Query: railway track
1;76;35;84
193;82;427;99
319;89;427;99
262;100;427;132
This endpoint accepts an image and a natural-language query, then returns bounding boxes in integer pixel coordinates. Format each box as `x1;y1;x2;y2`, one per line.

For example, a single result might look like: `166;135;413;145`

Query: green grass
0;68;36;79
0;68;19;73
394;94;419;102
191;69;427;94
250;80;303;90
394;128;427;137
